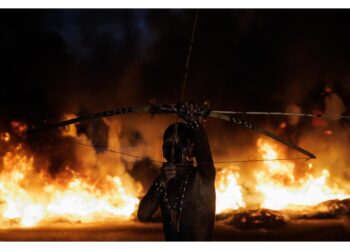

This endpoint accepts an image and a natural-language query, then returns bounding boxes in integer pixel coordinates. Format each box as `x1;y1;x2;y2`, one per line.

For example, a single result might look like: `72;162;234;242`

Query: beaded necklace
163;172;191;232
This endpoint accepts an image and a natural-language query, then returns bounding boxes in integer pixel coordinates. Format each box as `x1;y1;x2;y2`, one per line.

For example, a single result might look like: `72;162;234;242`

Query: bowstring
171;9;199;162
74;141;163;164
73;141;311;165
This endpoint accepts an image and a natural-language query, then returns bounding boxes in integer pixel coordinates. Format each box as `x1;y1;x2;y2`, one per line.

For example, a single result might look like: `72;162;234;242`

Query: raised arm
191;124;216;184
177;102;216;184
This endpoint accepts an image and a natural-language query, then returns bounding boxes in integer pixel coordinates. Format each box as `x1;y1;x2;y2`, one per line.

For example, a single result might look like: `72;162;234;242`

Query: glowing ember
10;120;28;136
0;132;10;142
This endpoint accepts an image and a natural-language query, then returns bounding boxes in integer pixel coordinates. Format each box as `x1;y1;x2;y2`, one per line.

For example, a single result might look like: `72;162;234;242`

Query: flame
11;120;28;136
0;155;140;227
0;132;10;142
1;116;350;228
0;128;141;228
254;138;349;210
215;168;245;213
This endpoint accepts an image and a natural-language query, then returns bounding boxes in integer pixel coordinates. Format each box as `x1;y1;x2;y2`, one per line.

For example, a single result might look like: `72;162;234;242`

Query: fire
1;117;350;228
215;168;245;213
254;138;349;210
0;132;10;142
11;120;28;136
45;175;139;223
0;129;141;228
213;138;350;213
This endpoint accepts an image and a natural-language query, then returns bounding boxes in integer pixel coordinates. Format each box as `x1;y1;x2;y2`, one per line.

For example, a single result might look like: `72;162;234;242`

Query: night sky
1;9;350;129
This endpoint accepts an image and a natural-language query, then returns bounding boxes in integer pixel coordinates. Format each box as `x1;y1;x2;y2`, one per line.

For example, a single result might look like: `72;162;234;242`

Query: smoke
298;125;350;191
3;10;350;113
1;9;350;185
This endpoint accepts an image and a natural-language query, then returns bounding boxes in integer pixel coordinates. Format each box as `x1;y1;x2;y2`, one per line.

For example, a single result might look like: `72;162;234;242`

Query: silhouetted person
137;103;216;241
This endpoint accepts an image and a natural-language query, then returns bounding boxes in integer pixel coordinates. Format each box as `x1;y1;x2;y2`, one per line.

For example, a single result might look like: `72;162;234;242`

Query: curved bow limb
209;112;316;159
26;106;151;135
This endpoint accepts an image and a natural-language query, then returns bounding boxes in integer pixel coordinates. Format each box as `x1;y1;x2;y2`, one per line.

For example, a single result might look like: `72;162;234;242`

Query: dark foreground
0;217;349;241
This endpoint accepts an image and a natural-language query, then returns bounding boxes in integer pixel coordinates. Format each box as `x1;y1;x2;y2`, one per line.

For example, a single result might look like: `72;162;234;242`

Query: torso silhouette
137;125;216;241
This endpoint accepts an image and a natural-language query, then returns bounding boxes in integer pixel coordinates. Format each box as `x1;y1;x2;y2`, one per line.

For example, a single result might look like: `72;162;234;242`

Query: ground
0;217;349;241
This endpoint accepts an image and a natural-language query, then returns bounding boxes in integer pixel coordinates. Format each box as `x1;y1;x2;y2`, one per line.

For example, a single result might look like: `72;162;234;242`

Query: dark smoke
1;9;350;175
128;158;159;191
76;106;110;152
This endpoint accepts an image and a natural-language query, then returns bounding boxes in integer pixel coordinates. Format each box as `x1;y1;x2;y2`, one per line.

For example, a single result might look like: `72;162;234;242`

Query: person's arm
137;177;165;222
191;124;216;184
177;102;216;184
137;161;176;222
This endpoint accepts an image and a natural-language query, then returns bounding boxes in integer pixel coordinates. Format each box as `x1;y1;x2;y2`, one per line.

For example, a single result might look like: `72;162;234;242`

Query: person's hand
177;102;209;127
160;162;177;185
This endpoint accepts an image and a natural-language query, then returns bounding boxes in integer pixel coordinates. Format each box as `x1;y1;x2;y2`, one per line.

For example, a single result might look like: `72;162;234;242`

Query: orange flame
0;146;140;227
215;168;245;213
0;120;141;228
254;138;349;210
1;117;350;228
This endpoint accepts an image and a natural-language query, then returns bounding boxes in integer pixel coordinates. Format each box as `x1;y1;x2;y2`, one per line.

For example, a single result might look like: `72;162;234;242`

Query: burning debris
1;110;350;230
0;120;142;228
224;198;350;231
0;145;140;227
253;138;349;210
294;198;350;220
227;209;288;230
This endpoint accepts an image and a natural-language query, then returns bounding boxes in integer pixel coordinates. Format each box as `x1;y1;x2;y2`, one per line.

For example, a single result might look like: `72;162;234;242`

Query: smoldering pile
222;198;350;231
292;198;350;220
226;209;288;230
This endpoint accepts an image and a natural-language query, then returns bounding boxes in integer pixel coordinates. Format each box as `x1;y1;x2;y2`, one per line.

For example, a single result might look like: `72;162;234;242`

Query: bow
26;102;316;159
26;10;316;161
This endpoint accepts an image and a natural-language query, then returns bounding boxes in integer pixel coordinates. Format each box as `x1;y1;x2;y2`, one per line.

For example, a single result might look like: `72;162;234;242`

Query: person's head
162;123;194;163
324;82;335;94
324;85;333;94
